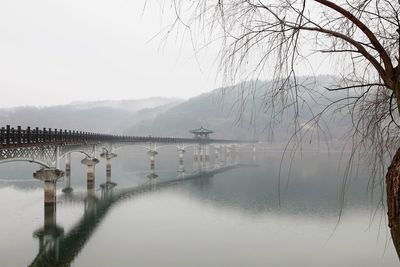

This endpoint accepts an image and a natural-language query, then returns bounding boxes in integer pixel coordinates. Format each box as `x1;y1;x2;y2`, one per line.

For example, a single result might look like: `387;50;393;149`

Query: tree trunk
386;146;400;257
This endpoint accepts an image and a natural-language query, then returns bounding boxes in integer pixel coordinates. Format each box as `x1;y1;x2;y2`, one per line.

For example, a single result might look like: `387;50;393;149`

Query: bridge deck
0;125;253;149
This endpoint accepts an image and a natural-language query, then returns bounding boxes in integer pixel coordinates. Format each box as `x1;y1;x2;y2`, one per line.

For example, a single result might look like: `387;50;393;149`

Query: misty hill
68;97;182;113
0;97;182;133
123;75;351;146
1;76;352;146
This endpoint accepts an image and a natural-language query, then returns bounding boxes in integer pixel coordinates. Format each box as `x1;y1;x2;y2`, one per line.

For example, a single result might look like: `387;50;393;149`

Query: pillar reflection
33;202;64;265
62;153;73;193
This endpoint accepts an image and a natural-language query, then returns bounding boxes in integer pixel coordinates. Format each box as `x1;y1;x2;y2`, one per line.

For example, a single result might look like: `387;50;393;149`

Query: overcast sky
0;0;334;108
0;0;225;107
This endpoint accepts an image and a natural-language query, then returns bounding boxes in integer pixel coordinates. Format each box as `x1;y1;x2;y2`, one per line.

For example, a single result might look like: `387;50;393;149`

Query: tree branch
313;0;394;79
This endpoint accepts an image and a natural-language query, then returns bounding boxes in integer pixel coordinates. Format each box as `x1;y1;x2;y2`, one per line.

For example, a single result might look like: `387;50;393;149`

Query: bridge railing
0;125;254;148
0;125;111;147
0;125;198;148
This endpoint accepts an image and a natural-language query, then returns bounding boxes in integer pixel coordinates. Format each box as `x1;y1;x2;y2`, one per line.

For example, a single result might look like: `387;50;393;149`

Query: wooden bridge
0;125;258;266
0;125;245;148
0;124;257;206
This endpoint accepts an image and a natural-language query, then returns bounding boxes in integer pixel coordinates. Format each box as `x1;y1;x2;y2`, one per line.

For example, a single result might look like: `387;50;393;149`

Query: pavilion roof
189;126;213;134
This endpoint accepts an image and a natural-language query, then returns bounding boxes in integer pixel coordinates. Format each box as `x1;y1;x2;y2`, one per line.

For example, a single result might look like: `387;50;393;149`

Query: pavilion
190;126;213;140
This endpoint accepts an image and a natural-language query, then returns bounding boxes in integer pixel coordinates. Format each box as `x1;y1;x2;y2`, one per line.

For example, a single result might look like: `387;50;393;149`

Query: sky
0;0;334;108
0;0;224;107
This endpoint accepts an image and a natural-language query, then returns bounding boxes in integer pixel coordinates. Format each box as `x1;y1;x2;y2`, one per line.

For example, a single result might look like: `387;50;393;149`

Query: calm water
0;146;398;266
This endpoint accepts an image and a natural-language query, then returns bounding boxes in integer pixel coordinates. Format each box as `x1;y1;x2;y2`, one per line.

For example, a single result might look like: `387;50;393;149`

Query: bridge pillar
194;145;199;161
234;144;240;164
33;168;64;206
199;144;205;161
203;145;207;161
215;145;220;162
177;148;185;172
81;157;100;192
147;150;158;179
100;151;117;189
205;145;211;170
221;145;227;164
213;145;221;168
253;144;257;162
62;153;73;193
219;145;224;164
230;145;237;164
199;156;207;173
226;145;232;165
148;150;158;170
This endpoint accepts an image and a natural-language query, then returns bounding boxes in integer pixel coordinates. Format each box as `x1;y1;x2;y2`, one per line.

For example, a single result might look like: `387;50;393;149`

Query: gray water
0;146;398;266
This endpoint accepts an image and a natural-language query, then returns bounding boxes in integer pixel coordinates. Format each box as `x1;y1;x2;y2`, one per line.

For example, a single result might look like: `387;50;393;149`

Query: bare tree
158;0;400;257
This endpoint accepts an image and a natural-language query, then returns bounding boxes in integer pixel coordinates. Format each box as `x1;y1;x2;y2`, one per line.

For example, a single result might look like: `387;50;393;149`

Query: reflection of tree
164;1;400;258
29;165;239;267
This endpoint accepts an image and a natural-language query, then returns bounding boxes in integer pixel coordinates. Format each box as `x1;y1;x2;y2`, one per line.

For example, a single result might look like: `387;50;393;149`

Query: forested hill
0;97;182;133
1;75;351;147
123;75;350;147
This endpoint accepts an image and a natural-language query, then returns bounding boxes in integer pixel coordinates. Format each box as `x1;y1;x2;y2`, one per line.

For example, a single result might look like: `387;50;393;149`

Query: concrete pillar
106;158;111;181
177;148;185;172
100;152;117;185
194;145;199;161
33;169;64;259
225;145;230;164
197;144;205;172
81;157;99;192
45;181;56;205
230;145;234;163
148;150;158;170
204;144;209;161
178;149;186;178
221;145;226;164
234;144;240;164
215;145;220;162
193;148;200;171
200;158;206;173
34;168;64;206
231;145;238;164
147;150;158;179
219;145;224;164
213;145;221;168
62;153;73;193
200;144;205;161
253;144;257;163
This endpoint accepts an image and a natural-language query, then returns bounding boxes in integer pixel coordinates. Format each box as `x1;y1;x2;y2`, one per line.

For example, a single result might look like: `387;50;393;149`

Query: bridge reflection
29;164;243;267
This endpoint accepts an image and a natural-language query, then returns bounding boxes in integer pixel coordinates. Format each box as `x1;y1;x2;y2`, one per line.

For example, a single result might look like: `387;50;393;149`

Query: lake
0;146;398;266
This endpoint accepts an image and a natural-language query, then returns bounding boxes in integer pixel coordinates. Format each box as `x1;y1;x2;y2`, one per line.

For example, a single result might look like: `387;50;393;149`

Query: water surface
0;147;398;266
